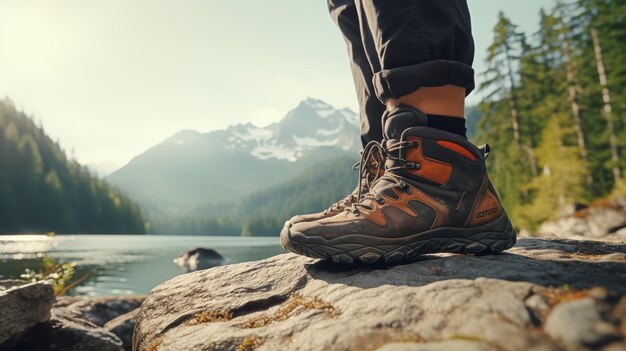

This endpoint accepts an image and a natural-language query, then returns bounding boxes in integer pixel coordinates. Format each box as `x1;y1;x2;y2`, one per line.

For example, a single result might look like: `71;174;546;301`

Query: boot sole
280;213;517;264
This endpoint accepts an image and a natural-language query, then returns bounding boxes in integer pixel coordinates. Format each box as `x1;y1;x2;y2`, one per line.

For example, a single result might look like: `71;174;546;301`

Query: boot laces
351;139;419;216
323;141;384;215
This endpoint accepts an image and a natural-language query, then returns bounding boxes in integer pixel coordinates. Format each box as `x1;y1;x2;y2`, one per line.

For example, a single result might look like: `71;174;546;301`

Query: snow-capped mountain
166;98;360;162
108;98;361;212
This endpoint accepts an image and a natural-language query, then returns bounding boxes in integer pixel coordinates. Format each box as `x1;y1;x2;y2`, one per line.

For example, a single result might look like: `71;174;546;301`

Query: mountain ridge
107;98;362;227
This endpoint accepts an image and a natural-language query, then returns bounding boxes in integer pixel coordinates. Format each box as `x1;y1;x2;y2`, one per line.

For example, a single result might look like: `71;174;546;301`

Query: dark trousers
328;0;475;146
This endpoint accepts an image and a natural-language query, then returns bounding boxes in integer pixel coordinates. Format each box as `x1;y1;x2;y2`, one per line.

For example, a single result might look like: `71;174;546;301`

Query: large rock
173;247;225;272
0;281;55;344
133;238;626;351
3;307;124;351
2;294;144;351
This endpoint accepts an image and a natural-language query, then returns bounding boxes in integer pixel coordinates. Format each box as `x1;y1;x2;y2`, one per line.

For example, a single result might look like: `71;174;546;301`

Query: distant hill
150;155;359;235
107;98;362;234
0;98;146;234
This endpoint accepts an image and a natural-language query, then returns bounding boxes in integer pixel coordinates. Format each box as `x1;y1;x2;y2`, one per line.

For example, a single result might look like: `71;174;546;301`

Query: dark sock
426;114;467;139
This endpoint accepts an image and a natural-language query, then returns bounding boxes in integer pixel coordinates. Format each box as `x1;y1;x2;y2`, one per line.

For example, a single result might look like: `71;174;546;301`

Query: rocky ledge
133;238;626;351
1;287;145;351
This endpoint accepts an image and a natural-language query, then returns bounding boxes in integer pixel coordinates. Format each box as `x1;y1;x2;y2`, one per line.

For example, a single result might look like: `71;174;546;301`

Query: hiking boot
280;106;516;264
286;144;385;225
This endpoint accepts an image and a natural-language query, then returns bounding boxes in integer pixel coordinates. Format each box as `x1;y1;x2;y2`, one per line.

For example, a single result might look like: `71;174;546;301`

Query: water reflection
0;235;57;259
0;235;284;296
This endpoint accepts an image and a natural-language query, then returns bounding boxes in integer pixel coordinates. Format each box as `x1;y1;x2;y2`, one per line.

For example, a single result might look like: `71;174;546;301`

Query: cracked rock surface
133;238;626;351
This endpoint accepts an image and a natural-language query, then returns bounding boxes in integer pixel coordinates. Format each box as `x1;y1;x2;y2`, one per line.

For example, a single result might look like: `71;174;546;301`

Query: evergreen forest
476;0;626;229
0;99;146;234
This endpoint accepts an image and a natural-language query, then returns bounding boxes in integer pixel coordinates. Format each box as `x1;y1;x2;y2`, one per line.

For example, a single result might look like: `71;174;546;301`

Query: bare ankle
386;85;466;117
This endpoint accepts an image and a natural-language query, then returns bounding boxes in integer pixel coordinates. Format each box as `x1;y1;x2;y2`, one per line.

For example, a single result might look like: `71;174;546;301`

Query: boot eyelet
376;196;385;204
397;181;411;193
406;163;421;170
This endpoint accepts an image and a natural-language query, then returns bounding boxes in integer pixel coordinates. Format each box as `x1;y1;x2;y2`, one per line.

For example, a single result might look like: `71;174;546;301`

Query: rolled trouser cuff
373;59;475;101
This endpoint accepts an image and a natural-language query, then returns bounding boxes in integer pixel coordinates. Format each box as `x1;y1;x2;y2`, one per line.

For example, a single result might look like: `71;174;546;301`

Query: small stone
544;297;619;347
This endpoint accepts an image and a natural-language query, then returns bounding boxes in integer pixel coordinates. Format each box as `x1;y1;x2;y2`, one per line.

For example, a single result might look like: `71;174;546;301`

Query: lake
0;235;284;296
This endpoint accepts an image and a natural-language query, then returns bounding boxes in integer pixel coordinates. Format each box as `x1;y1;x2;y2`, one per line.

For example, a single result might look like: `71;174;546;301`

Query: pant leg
355;0;475;101
328;0;387;145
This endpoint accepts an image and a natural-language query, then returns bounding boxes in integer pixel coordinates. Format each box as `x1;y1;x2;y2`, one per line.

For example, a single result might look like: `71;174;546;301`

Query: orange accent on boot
436;140;477;161
466;180;502;227
361;205;388;227
405;137;453;185
362;186;450;228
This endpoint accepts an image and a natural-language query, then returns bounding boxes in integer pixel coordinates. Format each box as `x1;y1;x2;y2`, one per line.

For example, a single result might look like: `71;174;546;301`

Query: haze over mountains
107;98;362;233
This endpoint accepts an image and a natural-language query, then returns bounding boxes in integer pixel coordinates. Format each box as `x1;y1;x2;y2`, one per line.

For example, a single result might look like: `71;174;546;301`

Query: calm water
0;235;284;296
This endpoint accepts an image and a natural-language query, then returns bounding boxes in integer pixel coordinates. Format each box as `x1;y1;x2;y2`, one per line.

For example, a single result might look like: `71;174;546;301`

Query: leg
328;0;387;145
357;0;475;102
357;0;474;136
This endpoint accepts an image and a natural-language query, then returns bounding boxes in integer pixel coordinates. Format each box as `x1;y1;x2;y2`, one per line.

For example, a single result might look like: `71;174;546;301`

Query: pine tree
574;0;626;189
516;115;587;229
481;12;526;149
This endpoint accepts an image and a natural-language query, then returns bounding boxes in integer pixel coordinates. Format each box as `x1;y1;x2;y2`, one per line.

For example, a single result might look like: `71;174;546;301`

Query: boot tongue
383;106;428;140
380;106;428;182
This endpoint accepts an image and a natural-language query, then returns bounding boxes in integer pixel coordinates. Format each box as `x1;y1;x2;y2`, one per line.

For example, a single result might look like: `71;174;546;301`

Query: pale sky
0;0;554;175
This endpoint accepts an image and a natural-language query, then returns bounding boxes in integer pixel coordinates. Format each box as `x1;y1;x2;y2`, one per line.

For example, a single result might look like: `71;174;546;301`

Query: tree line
148;156;358;236
476;0;626;229
0;98;146;234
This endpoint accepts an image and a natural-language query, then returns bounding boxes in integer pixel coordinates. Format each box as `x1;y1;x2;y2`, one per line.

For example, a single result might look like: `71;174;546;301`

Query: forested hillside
148;155;358;235
0;99;145;234
477;0;626;230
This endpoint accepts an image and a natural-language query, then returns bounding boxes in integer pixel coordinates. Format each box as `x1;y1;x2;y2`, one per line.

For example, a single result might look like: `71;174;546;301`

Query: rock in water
173;247;225;272
0;281;55;344
134;238;626;351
